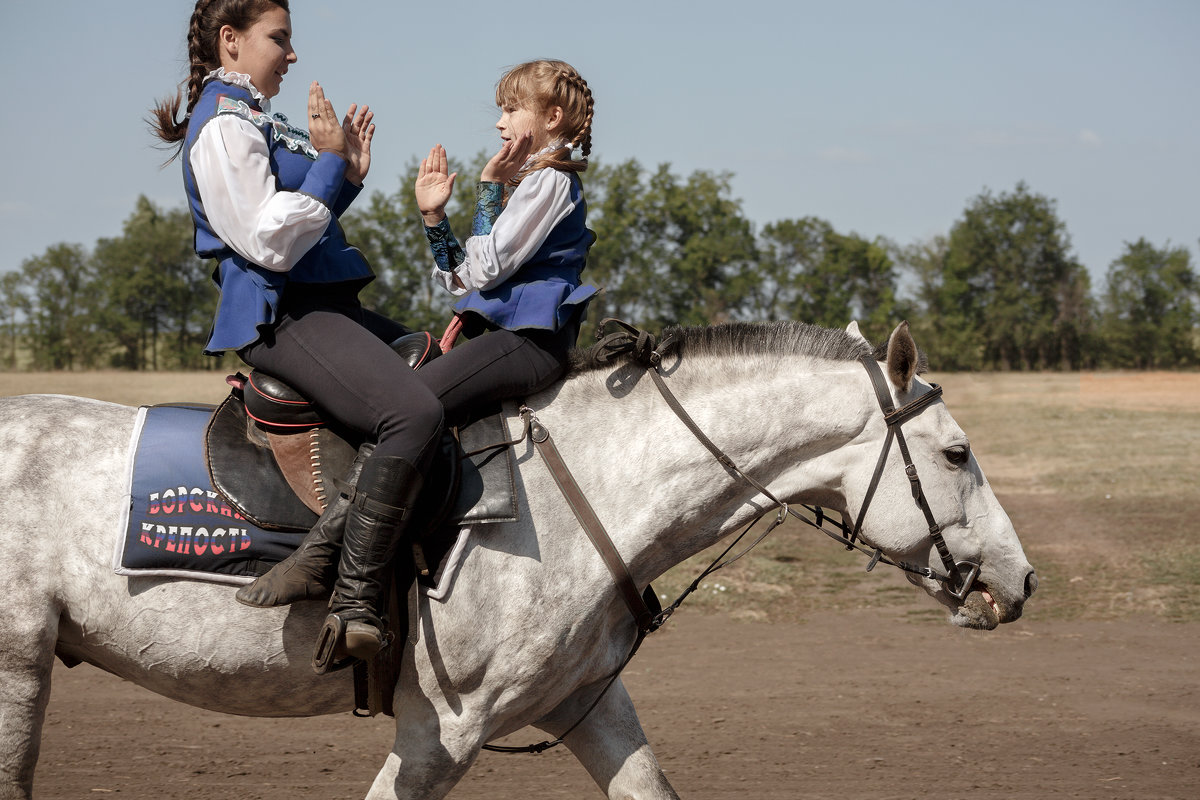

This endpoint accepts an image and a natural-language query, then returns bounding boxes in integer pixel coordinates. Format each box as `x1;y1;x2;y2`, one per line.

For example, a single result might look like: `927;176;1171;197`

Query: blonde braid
560;69;594;161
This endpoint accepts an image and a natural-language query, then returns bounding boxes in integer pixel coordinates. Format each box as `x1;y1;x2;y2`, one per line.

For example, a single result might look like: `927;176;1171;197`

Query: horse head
841;321;1037;630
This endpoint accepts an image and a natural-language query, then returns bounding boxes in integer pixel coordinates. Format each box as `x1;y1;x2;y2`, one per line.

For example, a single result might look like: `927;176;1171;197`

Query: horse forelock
567;320;875;376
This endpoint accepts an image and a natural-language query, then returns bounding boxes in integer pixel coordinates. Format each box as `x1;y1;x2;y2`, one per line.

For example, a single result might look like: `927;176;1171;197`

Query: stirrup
312;612;393;675
312;613;358;675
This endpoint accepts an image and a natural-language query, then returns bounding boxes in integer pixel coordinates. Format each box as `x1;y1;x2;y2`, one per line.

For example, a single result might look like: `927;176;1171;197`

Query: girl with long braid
151;0;445;673
414;60;598;427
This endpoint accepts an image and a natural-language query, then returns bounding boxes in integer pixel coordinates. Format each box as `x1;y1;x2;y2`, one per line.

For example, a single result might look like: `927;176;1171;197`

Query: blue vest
454;173;597;336
183;79;373;354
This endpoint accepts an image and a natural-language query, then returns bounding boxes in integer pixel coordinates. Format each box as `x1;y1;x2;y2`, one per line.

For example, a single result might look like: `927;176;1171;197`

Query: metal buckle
945;561;981;601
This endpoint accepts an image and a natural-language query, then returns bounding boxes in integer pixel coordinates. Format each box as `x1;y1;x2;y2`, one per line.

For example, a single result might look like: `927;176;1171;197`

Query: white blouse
432;166;580;296
189;71;336;272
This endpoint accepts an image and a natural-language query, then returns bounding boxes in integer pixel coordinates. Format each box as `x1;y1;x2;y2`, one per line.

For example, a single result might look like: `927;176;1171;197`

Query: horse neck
531;354;873;584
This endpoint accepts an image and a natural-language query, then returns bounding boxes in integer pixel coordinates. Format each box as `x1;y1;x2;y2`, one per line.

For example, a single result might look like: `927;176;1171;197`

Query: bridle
851;353;979;600
484;320;979;753
585;320;979;604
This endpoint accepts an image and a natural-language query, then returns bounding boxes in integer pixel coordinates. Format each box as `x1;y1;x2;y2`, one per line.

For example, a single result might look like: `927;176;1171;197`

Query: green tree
0;271;22;369
895;234;953;355
1099;239;1199;367
935;182;1092;369
638;165;757;327
583;158;659;334
584;161;757;333
753;218;900;342
18;244;103;370
93;196;213;369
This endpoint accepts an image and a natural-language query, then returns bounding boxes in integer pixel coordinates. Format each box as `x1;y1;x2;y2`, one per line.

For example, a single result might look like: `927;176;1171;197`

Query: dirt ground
21;370;1200;798
35;610;1200;799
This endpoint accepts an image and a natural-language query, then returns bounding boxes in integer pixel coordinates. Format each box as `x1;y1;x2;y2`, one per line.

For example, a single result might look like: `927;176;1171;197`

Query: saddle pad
114;404;307;585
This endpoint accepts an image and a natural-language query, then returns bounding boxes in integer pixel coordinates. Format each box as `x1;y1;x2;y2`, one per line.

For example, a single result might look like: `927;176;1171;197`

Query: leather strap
526;411;658;634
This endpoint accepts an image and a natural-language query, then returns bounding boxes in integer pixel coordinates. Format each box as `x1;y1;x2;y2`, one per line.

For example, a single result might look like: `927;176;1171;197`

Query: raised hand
341;103;375;185
307;82;345;157
415;144;457;226
480;131;535;184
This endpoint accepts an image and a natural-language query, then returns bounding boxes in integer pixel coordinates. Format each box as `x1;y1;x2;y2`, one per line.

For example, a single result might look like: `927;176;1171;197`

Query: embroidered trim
424;218;466;272
205;68;269;109
216;97;319;160
472;182;504;236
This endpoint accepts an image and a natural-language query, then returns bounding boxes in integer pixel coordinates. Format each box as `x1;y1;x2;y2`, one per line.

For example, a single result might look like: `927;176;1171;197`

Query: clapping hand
415;144;457;227
306;82;345;156
342;103;375;185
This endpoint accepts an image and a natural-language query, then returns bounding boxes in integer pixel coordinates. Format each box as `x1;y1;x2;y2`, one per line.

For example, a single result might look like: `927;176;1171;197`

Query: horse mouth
981;588;1001;617
950;580;1015;630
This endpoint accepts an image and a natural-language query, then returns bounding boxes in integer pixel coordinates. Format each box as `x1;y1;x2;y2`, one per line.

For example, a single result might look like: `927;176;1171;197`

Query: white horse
0;320;1035;799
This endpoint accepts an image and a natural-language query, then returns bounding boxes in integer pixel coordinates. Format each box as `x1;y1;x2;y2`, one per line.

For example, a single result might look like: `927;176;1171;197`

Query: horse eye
944;445;970;466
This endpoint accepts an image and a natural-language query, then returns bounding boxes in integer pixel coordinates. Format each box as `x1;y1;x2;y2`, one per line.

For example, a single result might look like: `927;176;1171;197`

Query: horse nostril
1024;570;1038;598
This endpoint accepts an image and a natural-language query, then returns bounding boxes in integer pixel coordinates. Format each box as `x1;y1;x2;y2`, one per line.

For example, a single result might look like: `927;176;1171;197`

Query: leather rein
482;319;977;753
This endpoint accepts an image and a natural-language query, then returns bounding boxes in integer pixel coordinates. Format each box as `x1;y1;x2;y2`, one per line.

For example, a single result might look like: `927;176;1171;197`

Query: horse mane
568;320;880;375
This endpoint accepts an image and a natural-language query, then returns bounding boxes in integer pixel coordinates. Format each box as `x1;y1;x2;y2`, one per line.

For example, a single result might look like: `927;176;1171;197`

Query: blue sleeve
332;180;363;217
299;152;348;208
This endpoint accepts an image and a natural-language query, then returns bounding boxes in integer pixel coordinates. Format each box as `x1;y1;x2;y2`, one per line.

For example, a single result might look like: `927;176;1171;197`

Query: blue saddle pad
114;404;305;584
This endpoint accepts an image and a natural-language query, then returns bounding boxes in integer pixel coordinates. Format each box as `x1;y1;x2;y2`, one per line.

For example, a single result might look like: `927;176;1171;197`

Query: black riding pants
238;288;445;470
416;324;576;429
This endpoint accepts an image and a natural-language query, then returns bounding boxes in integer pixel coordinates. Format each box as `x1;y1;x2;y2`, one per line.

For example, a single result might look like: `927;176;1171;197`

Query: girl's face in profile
495;103;561;152
222;6;297;99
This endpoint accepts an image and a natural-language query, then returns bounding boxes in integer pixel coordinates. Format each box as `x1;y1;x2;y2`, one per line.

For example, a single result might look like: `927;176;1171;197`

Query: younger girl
413;59;597;427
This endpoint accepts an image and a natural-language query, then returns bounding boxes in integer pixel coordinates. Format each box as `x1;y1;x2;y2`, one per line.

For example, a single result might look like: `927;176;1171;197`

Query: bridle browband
483;319;978;753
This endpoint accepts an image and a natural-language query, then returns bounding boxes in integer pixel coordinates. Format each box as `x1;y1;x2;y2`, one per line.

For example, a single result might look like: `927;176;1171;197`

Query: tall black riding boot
235;443;375;608
312;455;423;674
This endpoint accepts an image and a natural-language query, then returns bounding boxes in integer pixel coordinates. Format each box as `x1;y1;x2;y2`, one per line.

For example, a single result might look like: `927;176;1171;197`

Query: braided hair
149;0;289;161
494;59;595;184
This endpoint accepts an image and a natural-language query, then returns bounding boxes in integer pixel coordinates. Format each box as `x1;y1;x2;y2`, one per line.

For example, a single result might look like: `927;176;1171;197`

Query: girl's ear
545;105;565;133
219;24;239;59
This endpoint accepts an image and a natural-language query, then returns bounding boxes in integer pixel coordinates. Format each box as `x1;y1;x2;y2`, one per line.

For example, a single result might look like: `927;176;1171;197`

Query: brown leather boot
235;443;374;607
312;455;422;673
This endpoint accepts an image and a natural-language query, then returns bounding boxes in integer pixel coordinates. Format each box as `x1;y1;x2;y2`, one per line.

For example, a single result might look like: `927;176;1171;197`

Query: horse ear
886;321;918;392
845;320;867;343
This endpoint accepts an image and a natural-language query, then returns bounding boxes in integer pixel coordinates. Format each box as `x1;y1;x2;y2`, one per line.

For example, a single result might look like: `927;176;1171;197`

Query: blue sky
1;0;1195;289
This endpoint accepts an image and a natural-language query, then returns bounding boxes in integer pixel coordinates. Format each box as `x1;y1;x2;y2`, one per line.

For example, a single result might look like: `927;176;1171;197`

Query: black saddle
203;331;519;539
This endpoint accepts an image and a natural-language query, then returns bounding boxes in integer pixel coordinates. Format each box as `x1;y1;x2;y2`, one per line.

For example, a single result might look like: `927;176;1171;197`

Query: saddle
203;330;519;545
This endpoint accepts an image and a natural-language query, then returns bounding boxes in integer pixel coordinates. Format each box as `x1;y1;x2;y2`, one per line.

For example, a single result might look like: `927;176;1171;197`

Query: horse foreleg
540;678;680;800
363;687;481;800
0;606;58;800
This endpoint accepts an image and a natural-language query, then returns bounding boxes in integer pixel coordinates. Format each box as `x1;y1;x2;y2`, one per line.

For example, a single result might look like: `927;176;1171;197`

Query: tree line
2;154;1196;371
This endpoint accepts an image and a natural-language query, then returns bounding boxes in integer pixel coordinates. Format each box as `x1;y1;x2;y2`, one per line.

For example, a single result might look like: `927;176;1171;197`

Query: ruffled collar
521;139;570;169
204;68;270;111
